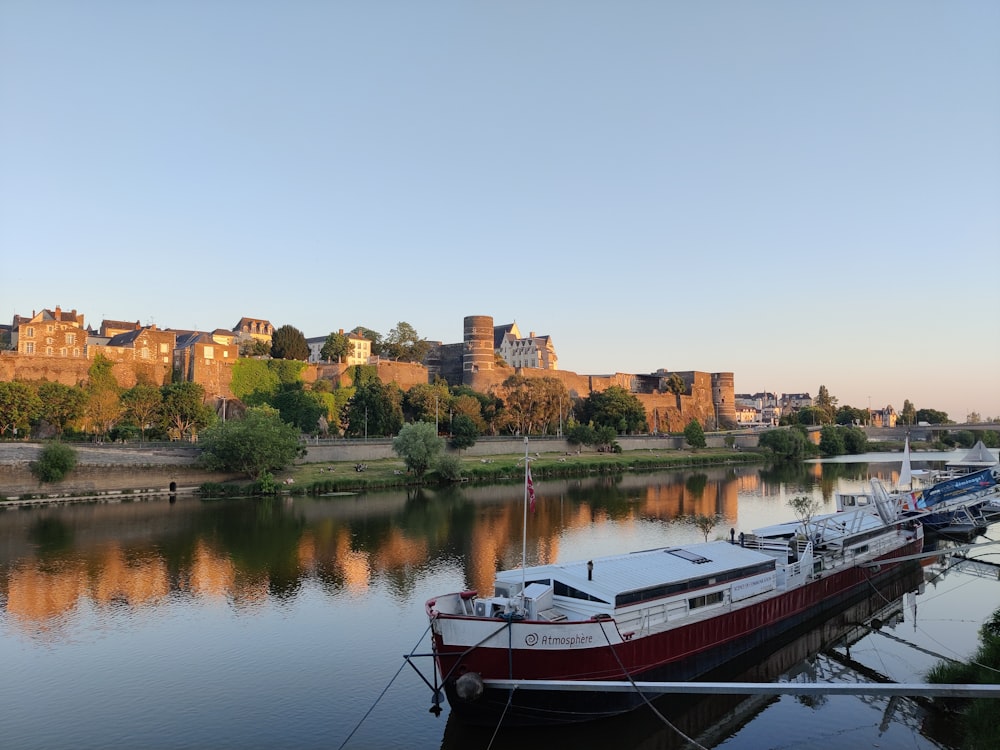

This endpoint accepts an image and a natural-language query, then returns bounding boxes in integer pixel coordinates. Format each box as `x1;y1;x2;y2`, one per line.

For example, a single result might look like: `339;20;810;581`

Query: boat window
689;591;724;610
552;581;609;604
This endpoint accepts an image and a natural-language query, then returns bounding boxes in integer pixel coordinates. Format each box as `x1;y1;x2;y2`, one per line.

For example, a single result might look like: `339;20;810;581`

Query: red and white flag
527;466;536;513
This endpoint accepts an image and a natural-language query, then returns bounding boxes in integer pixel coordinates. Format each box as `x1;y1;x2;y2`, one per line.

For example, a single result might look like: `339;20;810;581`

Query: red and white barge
426;492;923;725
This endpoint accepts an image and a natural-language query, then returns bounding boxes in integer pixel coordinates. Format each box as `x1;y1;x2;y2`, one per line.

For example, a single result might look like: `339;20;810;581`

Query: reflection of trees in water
759;462;813;488
685;473;708;499
29;516;74;557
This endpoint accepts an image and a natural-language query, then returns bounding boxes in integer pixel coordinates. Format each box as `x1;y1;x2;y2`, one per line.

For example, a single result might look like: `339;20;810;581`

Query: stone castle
1;309;734;432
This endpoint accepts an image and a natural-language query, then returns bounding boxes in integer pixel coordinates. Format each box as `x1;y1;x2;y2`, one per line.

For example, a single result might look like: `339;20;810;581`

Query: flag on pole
527;466;536;513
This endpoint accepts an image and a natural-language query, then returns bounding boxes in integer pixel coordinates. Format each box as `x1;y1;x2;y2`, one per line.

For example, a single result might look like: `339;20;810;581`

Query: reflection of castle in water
0;461;897;635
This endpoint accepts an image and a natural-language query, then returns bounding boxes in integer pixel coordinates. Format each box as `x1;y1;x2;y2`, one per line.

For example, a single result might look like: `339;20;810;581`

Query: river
1;449;997;750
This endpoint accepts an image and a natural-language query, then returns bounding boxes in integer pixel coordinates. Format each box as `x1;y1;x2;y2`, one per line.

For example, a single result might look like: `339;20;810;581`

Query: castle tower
711;372;736;427
463;315;495;389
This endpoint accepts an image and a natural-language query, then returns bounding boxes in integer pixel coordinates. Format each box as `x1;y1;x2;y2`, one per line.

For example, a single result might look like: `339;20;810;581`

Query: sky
2;2;998;421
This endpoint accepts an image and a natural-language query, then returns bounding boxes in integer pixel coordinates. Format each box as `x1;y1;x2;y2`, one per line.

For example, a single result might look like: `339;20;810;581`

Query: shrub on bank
29;442;78;483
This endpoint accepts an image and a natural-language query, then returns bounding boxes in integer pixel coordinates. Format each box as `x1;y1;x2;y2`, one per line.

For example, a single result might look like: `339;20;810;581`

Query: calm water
1;450;998;750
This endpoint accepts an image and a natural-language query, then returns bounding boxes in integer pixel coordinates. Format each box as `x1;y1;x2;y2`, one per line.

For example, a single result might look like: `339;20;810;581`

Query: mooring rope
598;621;709;750
336;623;432;750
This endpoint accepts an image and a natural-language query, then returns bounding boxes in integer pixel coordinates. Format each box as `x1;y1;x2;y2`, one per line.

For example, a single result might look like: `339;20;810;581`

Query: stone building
495;322;558;370
12;306;87;358
232;317;274;344
172;331;238;397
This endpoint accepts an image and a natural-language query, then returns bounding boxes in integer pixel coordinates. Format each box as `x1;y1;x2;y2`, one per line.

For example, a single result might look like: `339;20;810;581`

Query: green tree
270;324;309;360
345;378;403;437
819;425;846;456
684;418;706;449
566;423;596;448
29;442;78;483
0;381;43;436
383;321;431;363
35;382;88;436
814;385;837;423
916;408;950;424
121;383;163;441
271;382;324;434
84;353;123;438
199;407;305;479
160;382;214;440
842;426;868;454
664;372;686;396
835;405;867;426
392;421;444;477
239;339;271;357
319;331;350;363
577;385;647;435
449;414;479;450
758;427;807;461
403;382;452;426
901;399;917;426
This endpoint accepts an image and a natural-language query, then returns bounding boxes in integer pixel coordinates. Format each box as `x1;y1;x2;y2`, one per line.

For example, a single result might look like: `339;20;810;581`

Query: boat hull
431;537;923;726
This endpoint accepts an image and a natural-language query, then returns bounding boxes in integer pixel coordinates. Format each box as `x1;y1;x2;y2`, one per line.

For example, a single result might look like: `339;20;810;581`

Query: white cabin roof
495;542;775;603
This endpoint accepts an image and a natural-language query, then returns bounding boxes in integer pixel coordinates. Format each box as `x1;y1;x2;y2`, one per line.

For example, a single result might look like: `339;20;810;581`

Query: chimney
529;331;535;339
339;329;344;335
55;305;62;319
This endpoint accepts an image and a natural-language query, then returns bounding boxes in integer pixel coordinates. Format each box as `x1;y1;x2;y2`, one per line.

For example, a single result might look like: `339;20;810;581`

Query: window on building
25;342;34;354
46;346;53;355
204;346;214;359
74;348;80;357
46;324;54;333
60;347;67;356
67;333;76;345
160;343;168;353
26;327;34;337
46;337;54;345
141;347;150;359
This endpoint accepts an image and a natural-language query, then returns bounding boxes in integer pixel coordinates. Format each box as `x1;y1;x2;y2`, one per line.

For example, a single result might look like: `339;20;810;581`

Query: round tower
711;372;736;427
462;315;494;389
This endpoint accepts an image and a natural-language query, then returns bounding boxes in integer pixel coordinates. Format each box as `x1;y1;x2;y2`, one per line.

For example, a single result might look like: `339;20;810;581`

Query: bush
29;442;78;483
435;453;464;482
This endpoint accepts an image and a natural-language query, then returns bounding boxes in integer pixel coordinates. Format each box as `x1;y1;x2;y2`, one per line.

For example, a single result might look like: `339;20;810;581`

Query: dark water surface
1;451;998;749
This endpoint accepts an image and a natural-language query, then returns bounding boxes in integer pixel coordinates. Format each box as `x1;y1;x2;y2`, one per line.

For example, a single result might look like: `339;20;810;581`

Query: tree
796;406;826;426
0;381;43;436
345;378;403;437
819;425;845;456
835;405;867;426
916;408;949;425
842;426;868;454
319;331;350;363
85;353;123;438
901;399;917;426
383;321;431;363
270;324;309;361
29;442;78;483
967;412;982;424
392;421;443;477
35;382;88;436
664;372;686;396
566;424;596;448
683;418;706;449
199;407;305;479
682;513;723;543
577;385;647;435
403;382;451;426
271;382;324;434
788;495;822;535
814;385;837;423
121;383;163;441
758;427;807;462
449;414;479;450
239;339;271;357
160;382;214;440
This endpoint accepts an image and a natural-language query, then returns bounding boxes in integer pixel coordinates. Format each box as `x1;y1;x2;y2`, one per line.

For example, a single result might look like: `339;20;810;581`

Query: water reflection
0;459;940;637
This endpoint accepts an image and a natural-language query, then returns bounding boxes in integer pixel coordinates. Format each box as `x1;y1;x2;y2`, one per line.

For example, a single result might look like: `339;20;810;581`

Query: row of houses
734;391;897;427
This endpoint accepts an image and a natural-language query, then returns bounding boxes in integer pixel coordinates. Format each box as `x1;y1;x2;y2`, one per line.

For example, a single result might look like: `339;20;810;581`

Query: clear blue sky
2;2;998;420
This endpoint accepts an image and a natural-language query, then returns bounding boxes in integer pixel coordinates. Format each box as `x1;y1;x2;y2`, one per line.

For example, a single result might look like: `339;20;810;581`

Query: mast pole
522;436;529;597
